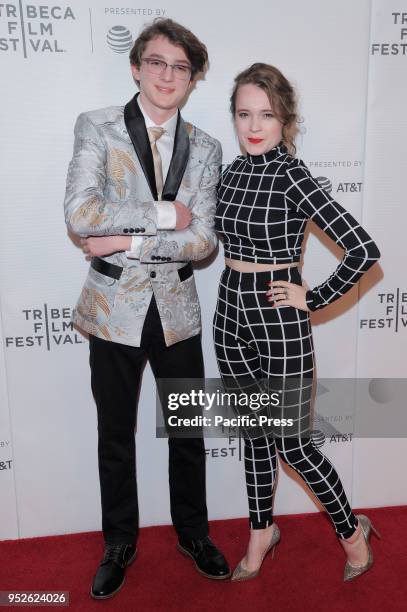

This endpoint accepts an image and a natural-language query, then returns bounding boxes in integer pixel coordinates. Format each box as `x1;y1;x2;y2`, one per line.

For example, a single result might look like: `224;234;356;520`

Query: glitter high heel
343;514;381;582
231;523;280;582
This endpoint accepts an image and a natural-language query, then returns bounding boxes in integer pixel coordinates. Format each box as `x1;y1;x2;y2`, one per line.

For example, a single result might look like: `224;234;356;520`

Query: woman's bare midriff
225;258;297;272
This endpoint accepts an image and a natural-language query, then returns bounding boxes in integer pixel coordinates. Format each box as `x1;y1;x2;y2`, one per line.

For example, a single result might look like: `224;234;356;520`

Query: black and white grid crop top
215;142;380;311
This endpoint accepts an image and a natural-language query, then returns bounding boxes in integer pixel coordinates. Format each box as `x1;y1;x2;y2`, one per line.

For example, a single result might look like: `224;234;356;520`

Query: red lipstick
248;138;263;144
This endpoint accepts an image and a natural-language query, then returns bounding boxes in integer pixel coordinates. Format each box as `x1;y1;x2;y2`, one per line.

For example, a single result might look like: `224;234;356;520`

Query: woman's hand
266;279;310;312
80;236;131;258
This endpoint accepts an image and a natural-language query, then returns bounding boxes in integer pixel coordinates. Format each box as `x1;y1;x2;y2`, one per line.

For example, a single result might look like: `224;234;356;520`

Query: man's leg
142;297;208;540
89;334;146;545
89;332;148;599
145;296;230;579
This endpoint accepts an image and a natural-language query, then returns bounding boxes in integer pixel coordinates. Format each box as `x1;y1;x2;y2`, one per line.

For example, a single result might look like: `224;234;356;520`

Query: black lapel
162;113;190;202
123;93;158;200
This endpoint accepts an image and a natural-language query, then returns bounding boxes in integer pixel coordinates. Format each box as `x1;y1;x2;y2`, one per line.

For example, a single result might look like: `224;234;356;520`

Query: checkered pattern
213;266;358;538
215;144;380;311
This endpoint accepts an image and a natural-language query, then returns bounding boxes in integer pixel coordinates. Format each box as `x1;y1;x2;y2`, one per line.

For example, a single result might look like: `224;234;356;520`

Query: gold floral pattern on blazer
64;103;221;347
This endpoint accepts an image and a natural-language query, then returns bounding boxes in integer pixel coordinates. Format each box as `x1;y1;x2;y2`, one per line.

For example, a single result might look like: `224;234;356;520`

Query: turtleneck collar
246;141;288;165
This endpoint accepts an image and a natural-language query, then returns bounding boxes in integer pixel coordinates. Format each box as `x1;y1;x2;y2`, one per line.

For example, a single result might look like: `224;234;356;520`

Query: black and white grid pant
213;266;358;539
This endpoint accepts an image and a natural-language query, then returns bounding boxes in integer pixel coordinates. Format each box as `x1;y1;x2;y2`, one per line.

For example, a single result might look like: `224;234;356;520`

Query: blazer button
123;228;129;233
150;271;156;278
140;227;145;232
134;228;140;233
129;228;134;233
166;257;171;261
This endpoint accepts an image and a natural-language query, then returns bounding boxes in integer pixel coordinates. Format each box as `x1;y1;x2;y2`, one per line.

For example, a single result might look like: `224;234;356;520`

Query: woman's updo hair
230;63;300;155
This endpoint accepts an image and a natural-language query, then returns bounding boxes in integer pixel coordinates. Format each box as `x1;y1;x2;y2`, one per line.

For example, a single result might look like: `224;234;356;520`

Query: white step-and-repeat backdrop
1;0;405;540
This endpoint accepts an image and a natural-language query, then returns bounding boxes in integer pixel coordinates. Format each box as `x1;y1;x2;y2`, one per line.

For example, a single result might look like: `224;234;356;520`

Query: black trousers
89;295;208;545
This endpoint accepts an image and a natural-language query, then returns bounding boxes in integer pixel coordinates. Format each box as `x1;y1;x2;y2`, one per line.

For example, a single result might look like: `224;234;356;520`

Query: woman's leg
275;434;369;566
214;268;278;531
275;436;358;537
261;267;372;568
214;269;280;572
262;276;358;540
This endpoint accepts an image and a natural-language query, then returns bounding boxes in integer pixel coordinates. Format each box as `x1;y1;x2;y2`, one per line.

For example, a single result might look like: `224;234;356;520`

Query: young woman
213;63;381;582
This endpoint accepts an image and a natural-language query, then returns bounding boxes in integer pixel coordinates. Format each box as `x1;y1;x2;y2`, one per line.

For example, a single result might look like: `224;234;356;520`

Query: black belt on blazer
91;257;193;282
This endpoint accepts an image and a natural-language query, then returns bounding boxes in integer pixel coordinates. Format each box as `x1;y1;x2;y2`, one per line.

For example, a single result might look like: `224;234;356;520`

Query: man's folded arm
126;140;222;263
125;201;177;258
64;112;175;237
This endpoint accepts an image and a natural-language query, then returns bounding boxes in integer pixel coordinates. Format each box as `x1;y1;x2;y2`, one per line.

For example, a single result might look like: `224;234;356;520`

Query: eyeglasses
141;58;192;81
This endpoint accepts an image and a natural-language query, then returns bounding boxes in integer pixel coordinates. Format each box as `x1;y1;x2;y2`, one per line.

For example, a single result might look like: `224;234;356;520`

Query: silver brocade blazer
64;94;221;347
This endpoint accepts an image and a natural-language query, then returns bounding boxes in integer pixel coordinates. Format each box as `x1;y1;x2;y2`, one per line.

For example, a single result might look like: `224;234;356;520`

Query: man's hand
173;201;192;230
80;236;131;258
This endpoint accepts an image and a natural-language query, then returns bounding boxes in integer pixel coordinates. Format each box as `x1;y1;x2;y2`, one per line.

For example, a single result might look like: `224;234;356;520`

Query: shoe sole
176;543;231;580
90;549;137;600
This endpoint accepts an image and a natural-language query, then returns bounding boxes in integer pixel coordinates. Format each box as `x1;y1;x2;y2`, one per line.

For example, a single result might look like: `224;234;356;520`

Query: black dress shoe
90;543;137;599
177;536;230;579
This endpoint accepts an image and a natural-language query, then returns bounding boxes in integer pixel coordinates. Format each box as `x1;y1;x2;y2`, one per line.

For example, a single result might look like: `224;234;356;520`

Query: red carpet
0;506;405;611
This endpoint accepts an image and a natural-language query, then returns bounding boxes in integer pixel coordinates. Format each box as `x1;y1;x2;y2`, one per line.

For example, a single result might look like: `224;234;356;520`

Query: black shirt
215;142;380;311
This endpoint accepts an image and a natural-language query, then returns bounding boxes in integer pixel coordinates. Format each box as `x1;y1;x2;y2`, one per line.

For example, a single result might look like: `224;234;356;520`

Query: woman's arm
285;158;380;311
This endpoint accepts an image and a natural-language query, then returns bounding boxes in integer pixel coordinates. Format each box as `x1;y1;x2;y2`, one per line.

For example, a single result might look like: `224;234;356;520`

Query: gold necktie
147;126;165;200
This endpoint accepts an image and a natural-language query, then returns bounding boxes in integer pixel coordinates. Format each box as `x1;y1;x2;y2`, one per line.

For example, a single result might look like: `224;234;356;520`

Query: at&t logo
107;25;132;53
310;429;352;446
316;177;332;194
316;176;362;194
310;429;325;448
0;460;12;471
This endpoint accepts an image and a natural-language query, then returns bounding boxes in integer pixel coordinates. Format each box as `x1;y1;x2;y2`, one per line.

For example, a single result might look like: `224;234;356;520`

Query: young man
64;18;230;599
